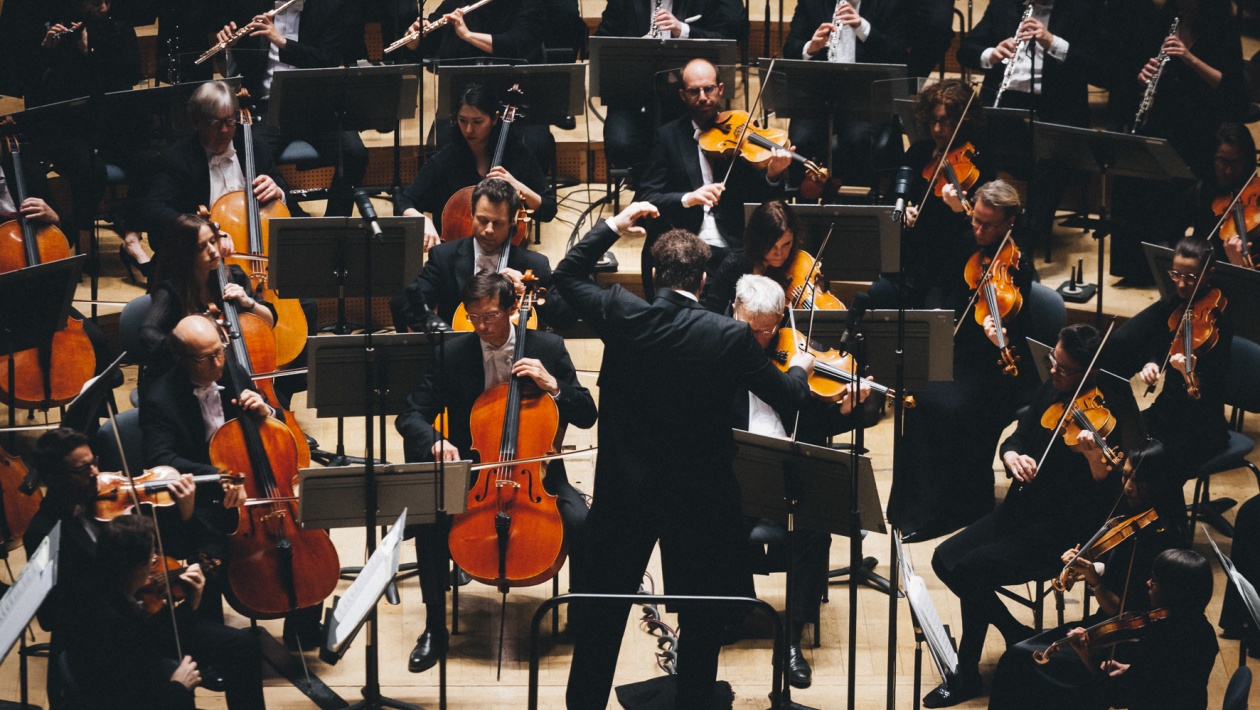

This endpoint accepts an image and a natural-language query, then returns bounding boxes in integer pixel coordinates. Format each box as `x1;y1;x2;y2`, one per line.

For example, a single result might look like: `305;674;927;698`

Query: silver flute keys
196;0;301;65
993;0;1035;108
1132;17;1179;134
383;0;496;53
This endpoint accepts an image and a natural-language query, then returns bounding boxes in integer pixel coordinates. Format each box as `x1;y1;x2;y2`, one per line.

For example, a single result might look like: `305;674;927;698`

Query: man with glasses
395;272;596;674
636;58;793;297
142;80;289;253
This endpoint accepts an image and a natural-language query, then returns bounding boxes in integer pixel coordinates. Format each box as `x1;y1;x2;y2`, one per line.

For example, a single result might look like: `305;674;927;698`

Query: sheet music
327;510;407;650
1204;525;1260;632
0;522;60;665
897;537;958;677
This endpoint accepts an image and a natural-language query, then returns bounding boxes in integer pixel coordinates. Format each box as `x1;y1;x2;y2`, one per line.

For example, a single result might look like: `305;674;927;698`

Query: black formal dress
394;330;597;630
554;220;812;708
391;237;576;331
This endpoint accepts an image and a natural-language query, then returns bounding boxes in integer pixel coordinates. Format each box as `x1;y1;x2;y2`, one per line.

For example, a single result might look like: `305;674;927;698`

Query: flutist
394;0;545;63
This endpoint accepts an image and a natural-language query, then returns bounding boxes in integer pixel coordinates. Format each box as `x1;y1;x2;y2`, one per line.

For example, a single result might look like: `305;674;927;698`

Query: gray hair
973;179;1022;219
733;274;785;317
187;80;238;123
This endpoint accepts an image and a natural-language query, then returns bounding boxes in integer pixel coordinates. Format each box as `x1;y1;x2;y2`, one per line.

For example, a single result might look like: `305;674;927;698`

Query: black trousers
255;103;369;217
604;105;655;181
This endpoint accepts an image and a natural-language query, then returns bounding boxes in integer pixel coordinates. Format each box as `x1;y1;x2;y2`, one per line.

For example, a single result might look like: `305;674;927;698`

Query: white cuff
980;47;995;70
679;22;691;38
855;18;870;42
1047;36;1069;63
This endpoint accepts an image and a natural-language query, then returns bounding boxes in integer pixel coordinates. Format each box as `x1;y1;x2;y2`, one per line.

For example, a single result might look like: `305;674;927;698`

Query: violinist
395;84;556;252
394;273;597;673
1192;123;1258;267
989;439;1185;708
137;214;275;383
731;274;876;688
888;180;1039;543
635;58;792;296
700;200;801;315
923;324;1124;708
23;428;263;709
1105;236;1232;478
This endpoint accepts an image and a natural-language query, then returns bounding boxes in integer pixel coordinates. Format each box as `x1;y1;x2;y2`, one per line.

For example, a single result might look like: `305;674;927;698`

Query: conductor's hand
788;350;816;379
609;201;660;237
431;440;461;462
512;358;559;396
170;656;201;691
682;183;724;209
990;37;1018;64
254;175;283;205
1139;361;1161;386
1003;450;1038;483
234;389;274;418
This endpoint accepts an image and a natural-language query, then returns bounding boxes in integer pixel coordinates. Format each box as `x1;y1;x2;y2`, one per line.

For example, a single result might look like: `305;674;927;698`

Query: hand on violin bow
170;656;201;691
221;282;259;312
990;37;1019;64
941;183;967;214
253;175;283;206
651;9;687;38
837;377;874;415
1003;450;1038;483
1016;17;1054;49
19;197;59;225
222;482;246;509
512;358;560;397
805;22;838;55
982;315;1008;349
682;183;724;209
233;389;275;419
1139;362;1161;387
167;472;197;522
609;201;660;238
213;227;235;258
903;205;920;228
179;562;206;611
431;440;462;463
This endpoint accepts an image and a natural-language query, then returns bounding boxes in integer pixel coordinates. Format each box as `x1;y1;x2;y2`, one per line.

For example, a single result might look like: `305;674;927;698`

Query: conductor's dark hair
471;177;521;219
96;515;156;588
651;229;711;293
462;272;516;311
1151;548;1213;614
33;428;90;483
1173;236;1215;268
1057;323;1101;373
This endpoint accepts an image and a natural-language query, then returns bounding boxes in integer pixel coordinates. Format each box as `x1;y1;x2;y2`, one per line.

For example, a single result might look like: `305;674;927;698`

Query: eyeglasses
465;310;506;325
204;116;238;131
928;117;957;127
683;84;719;99
187;346;227;365
1166;269;1199;284
68;457;98;477
1047;353;1083;377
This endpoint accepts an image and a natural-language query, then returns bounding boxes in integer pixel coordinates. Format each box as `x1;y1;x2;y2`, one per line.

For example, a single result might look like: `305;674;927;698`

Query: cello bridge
260;509;288;523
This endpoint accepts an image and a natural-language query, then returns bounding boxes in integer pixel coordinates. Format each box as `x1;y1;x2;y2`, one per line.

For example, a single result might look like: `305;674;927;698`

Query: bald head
171;315;227;386
679;58;722;124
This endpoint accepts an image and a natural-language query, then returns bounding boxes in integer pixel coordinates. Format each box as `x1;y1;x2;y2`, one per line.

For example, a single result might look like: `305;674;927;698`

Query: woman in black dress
701;200;802;315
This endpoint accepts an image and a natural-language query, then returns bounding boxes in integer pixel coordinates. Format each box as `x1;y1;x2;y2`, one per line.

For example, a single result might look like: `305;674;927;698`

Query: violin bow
915;80;982;216
953;229;1015;338
1031;317;1117;479
1203;168;1259;243
1145;245;1213;397
720;58;777;188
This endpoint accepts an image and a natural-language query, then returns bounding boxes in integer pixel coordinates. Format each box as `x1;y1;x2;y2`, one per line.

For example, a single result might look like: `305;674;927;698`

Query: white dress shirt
194;382;227;442
748;392;789;439
979;1;1069;95
261;0;304;100
473;239;509;276
207;145;246;207
0;171;15;216
481;329;516;390
802;0;872;61
690;122;726;248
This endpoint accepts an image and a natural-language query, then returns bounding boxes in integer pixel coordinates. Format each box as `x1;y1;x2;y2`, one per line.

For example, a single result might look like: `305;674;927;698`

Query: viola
963;236;1023;377
1212;178;1259;269
783;251;844;311
0;134;96;408
1053;508;1159;592
1039;386;1125;473
440;87;531;247
922;143;979;215
209;107;308;370
1167;287;1227;400
770;327;915;408
135;554;222;617
1033;608;1170;665
0;444;42;551
94;466;244;521
697;110;830;184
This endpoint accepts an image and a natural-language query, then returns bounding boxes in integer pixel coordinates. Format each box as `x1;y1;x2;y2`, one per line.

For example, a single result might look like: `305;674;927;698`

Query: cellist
394;273;597;673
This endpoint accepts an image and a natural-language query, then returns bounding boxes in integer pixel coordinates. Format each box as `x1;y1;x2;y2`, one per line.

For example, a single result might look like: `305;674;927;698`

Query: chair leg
1055;588;1065;628
1033;580;1045;631
552;575;559;636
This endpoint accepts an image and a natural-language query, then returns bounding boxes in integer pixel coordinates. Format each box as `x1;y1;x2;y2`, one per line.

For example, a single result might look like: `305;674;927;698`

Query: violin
135;554;222;617
770;327;915;408
1033;608;1170;665
0;444;42;551
783;251;844;311
697;110;830;184
1166;287;1226;400
963;236;1023;377
440;87;531;247
0;134;96;408
209;106;308;370
94;466;244;521
1212;178;1258;269
922;143;979;216
1039;386;1126;473
1053;508;1159;592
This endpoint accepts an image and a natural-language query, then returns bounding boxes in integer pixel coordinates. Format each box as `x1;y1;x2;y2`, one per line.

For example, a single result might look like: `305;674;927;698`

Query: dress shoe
922;671;982;708
408;627;449;673
199;665;227;692
786;642;812;689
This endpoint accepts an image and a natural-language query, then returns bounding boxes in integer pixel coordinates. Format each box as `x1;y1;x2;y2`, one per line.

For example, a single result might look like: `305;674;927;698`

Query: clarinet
826;0;855;62
993;0;1035;108
1132;17;1179;135
649;0;665;38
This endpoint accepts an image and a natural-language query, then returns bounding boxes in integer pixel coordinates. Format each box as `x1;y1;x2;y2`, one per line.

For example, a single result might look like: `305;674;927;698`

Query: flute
196;0;301;65
383;0;496;54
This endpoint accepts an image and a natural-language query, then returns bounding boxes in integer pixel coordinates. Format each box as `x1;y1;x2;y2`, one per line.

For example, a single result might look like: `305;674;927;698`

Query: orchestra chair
995;565;1066;632
119;294;153;407
1223;665;1252;710
275;138;335;208
94;407;144;474
1026;281;1067;347
1188;336;1260;540
746;519;824;647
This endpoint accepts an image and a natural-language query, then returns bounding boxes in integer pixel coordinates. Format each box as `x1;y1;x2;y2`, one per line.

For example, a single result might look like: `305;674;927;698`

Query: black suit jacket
395;330;596;462
396;237;576;330
959;0;1101;126
140;131;288;243
635;115;785;248
422;0;543;62
552;221;811;499
595;0;741;39
229;0;348;98
782;0;910;64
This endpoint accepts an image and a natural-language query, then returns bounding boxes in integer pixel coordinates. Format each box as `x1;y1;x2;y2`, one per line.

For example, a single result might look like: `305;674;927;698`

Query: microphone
355;190;384;240
839;292;870;355
890;165;914;222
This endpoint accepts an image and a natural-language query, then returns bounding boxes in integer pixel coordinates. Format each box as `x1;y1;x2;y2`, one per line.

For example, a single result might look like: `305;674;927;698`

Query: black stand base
254;627;347;710
828;556;895;596
1190;497;1238;537
1056;281;1097;304
0;702;40;710
346;692;426;710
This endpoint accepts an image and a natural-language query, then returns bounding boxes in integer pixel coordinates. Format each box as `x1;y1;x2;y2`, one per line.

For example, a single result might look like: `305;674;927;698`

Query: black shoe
199;665;227;692
408;627;448;673
118;245;152;286
922;671;982;708
787;642;812;689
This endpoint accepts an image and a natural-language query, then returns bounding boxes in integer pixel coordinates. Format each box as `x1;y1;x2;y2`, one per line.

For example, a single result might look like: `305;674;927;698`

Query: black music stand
895;537;958;710
433;63;586;127
1205;527;1260;668
0;521;58;710
1143;241;1260;343
1032;123;1194;324
733;429;884;709
745;203;902;280
61;352;126;439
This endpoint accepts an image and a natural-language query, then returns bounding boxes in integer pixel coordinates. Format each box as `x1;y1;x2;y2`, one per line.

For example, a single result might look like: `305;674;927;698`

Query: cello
0;445;42;551
0;135;96;408
210;106;308;369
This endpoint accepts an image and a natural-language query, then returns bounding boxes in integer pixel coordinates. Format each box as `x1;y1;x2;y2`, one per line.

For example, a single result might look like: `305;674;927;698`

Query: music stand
1205;526;1260;668
1143;241;1260;343
433;63;586;127
790;310;955;389
61;352;127;439
745;203;901;280
0;521;58;710
1032;123;1195;323
318;509;410;665
733;429;884;708
895;537;957;710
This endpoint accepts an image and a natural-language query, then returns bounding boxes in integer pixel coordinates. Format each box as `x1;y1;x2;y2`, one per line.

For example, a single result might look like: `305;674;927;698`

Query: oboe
1132;17;1180;135
826;0;855;62
993;0;1035;108
383;0;496;54
196;0;302;65
649;0;665;38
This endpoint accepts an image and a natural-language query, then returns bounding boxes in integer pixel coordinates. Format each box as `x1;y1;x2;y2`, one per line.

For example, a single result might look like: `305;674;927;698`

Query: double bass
0;135;96;408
